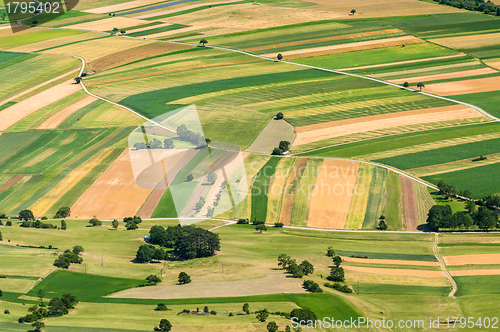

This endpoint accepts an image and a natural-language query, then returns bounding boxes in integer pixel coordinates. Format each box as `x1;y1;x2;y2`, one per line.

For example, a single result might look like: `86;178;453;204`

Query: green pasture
382;171;404;230
250;157;280;222
453;91;500;119
0;29;86;50
362;167;387;230
423;162;500;198
151;188;178;218
455;275;500;296
375;136;500;170
290;158;322;227
357;283;450;296
298;122;500;158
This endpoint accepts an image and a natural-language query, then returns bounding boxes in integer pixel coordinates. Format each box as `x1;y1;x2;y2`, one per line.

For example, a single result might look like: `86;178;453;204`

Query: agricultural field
2;0;500;330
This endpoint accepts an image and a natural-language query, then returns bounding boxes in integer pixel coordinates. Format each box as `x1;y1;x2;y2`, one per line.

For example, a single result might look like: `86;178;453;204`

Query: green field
250;157;280;222
362;167;387;229
455;275;500;296
290;158;322;227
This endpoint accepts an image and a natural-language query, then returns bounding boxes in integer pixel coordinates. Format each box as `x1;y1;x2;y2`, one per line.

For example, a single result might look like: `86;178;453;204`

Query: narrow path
433;233;457;298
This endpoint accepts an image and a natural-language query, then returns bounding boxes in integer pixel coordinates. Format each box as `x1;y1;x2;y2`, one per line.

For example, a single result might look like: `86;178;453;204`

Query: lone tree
271;147;282;156
120;29;126;34
186;174;194;182
178;272;191;284
417;82;425;91
255;223;267;233
267;321;279;332
112;27;118;34
403;81;409;88
256;309;269;322
279;141;291;153
154;319;172;331
19;209;34;221
243;303;250;314
277;53;283;61
55;206;71;218
61;220;67;230
199;38;208;46
32;321;45;332
332;255;342;267
74;77;81;84
351;9;356;15
112;219;119;229
275;112;284;120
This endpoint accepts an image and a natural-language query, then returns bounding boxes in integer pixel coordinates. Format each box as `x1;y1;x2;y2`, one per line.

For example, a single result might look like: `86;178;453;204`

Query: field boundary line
433;233;457;298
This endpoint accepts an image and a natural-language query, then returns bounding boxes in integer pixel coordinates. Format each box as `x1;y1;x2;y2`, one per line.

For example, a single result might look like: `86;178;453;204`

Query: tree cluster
303;280;322;293
426;204;498;231
53;246;84;269
290;307;317;323
54;206;71;218
135;244;167;263
437;180;473;200
88;218;102;227
277;254;314;278
177;124;206;147
148;225;220;260
433;0;500;15
18;294;78;323
124;215;142;230
272;140;291;155
324;282;352;293
18;210;34;221
20;220;57;229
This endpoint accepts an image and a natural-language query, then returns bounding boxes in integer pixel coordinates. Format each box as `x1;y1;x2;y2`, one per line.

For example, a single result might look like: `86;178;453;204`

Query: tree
378;219;388;230
89;218;102;227
291;307;317;322
186;174;194;182
55;207;71;218
19;210;34;221
136;244;156;263
256;309;269;322
279;141;291;152
163;138;174;149
32;20;38;25
150;138;162;149
112;27;118;34
32;321;45;332
126;221;138;230
403;81;409;88
155;303;168;311
155;319;172;331
204;306;209;314
475;206;497;231
277;53;283;61
299;260;314;275
285;326;292;332
303;280;322;292
255;224;267;233
242;303;250;314
463;190;473;199
178;272;191;284
328;267;345;282
207;172;217;184
326;246;336;257
0;231;2;241
274;222;284;227
112;219;119;229
6;221;11;226
465;200;477;214
275;112;284;120
278;254;294;269
61;220;67;230
199;38;208;46
72;246;84;255
38;289;45;306
332;255;342;267
267;321;279;332
271;147;282;155
120;29;126;34
417;82;425;91
351;9;356;14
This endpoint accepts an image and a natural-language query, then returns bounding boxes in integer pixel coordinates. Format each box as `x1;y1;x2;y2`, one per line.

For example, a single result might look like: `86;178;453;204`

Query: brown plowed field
0;79;81;131
425;76;500;96
400;175;418;231
342;256;440;266
444;254;500;266
293;105;481;146
71;149;153;219
343;265;445;278
0;175;23;195
38;95;97;129
279;158;308;225
450;269;500;276
307;159;358;229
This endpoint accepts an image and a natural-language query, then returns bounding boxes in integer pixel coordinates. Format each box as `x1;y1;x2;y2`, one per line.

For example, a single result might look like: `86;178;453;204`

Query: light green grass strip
362;167;387;229
382;171;404;230
290;158;323;227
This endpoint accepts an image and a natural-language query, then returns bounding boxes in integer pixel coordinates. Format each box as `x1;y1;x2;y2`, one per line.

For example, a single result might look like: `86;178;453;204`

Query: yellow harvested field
307;159;358;229
389;67;498;84
83;0;167;14
109;273;305;299
293;105;482;146
343;265;445;278
343;256;440;266
444;254;500;266
266;158;294;223
134;0;243;19
262;36;421;59
345;165;372;230
65;17;148;31
141;26;204;39
0;79;81;131
430;32;500;50
71;149;153;219
372;60;481;79
46;37;151;62
244;28;402;52
38;95;97;129
424;76;500;96
486;60;500;70
8;32;103;53
450;269;500;276
409;152;500;177
29;149;114;216
340;54;467;71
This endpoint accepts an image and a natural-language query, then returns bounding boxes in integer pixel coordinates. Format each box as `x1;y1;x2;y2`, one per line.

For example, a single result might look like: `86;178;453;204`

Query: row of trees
433;0;500;15
133;138;175;150
326;247;345;282
148;225;220;260
18;294;78;323
177;124;206;147
277;254;314;278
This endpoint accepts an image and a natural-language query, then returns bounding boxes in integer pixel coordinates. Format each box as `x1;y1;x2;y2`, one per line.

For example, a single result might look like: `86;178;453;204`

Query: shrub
155;303;168;311
4;309;9;314
89;218;102;227
274;222;284;227
327;267;345;282
324;282;353;293
6;221;12;226
210;310;217;315
303;280;322;293
237;218;249;224
326;246;336;257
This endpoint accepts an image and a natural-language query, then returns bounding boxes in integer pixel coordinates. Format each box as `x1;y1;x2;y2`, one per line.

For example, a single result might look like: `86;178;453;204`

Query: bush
324;282;353;293
178;272;191;284
155;303;168;311
274;222;284;227
55;206;71;218
147;275;161;285
276;112;284;120
237;218;249;224
4;309;9;314
326;246;336;257
210;310;217;315
5;221;11;226
89;218;102;227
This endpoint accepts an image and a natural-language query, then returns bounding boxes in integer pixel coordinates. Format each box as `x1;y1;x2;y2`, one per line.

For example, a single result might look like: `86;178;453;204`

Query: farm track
433;233;457;298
